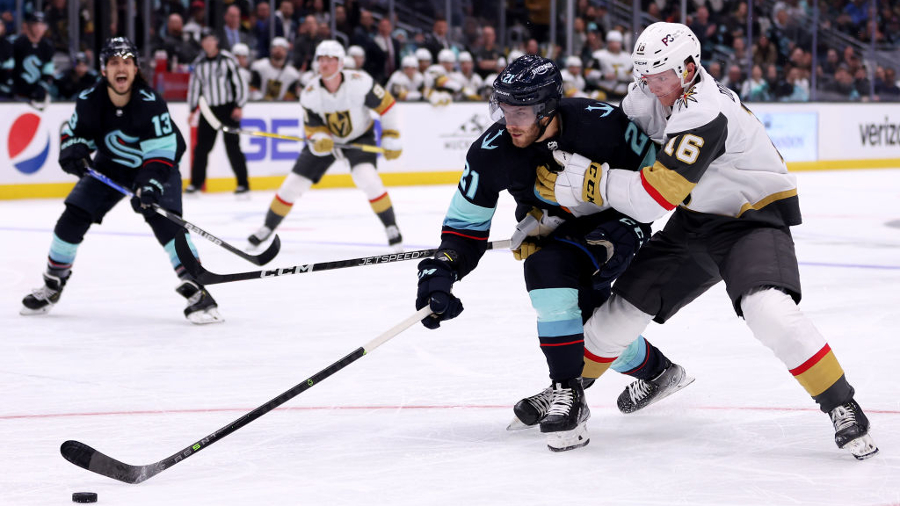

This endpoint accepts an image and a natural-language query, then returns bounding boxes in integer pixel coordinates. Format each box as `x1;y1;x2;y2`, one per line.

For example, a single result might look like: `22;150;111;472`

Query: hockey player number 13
151;113;174;136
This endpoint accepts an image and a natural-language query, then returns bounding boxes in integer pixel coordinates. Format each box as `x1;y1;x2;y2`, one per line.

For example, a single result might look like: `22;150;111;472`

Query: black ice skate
247;225;273;247
385;225;403;252
176;280;223;325
830;399;879;460
507;385;553;430
617;362;695;414
20;272;70;315
539;378;590;452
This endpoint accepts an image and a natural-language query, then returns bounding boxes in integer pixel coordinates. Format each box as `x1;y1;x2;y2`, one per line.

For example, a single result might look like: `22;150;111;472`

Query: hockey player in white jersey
479;56;506;98
249;37;301;101
539;22;878;460
454;51;484;101
560;55;589;98
587;30;632;100
423;49;461;105
231;43;252;90
248;40;405;250
385;55;425;101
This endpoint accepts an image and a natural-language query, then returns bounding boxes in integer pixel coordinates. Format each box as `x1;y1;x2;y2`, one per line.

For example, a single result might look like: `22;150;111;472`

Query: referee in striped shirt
187;28;249;195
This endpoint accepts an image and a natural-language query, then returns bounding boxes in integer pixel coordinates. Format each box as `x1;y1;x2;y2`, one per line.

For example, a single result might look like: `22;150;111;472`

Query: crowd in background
1;0;899;104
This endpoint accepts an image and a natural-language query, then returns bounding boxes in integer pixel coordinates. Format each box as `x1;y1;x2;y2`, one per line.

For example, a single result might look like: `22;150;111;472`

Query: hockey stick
175;233;513;285
198;96;384;153
60;305;433;484
87;168;281;266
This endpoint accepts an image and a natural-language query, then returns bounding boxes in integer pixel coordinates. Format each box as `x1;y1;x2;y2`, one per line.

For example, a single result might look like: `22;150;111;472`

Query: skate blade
621;375;696;414
187;308;225;325
843;434;879;460
546;423;589;452
506;417;539;431
20;304;53;316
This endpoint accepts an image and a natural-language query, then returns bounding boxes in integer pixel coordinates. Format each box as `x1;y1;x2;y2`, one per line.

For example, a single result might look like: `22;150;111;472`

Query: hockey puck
72;492;98;503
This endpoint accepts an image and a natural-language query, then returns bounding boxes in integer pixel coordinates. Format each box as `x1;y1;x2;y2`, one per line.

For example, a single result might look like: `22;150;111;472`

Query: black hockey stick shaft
175;234;512;285
87;169;281;266
60;306;432;484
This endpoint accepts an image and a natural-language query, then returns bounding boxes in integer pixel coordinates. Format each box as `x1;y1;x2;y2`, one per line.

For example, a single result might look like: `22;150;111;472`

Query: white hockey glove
308;132;334;157
535;150;610;217
509;208;565;261
428;90;452;106
381;135;402;161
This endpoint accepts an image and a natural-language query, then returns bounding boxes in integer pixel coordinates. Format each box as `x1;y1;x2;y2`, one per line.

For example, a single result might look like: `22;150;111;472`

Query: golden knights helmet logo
326;111;353;138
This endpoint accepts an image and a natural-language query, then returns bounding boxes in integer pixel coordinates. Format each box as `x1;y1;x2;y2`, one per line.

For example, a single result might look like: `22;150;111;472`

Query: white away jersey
385;69;425;101
300;69;398;143
613;65;800;226
249;58;301;100
589;49;632;96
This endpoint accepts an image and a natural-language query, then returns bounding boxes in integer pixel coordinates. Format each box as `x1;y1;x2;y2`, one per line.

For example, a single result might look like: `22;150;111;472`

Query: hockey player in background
385;55;425;102
11;12;54;107
541;22;878;460
20;37;222;324
414;55;692;452
248;40;405;250
586;30;632;101
249;37;301;101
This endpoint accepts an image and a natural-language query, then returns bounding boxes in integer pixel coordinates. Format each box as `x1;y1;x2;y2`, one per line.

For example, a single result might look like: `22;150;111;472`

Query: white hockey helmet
415;48;432;62
343;55;357;69
458;51;473;63
507;49;525;63
348;45;365;58
401;54;418;68
631;22;701;88
315;39;346;61
437;48;456;63
565;55;582;68
231;43;250;57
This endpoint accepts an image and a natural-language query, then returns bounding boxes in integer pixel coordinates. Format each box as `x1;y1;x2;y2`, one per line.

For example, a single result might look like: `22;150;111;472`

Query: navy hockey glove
59;143;91;178
131;179;164;213
416;251;464;329
584;217;651;288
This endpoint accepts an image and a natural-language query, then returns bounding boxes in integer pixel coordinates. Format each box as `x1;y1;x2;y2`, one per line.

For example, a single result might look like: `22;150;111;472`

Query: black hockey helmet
100;36;139;71
489;54;563;126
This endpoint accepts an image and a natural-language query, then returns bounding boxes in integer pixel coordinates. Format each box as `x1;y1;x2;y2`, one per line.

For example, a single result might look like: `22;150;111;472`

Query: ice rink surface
2;169;899;506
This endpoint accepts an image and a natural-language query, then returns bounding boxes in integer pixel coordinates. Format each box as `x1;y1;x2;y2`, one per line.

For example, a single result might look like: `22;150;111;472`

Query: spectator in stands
853;65;871;99
843;0;869;31
764;63;786;100
721;64;744;94
308;0;330;26
352;9;376;47
571;17;588;57
231;42;252;87
820;64;860;101
53;51;97;100
818;48;840;81
253;1;282;59
0;22;11;98
752;34;778;68
371;17;401;84
524;38;540;56
580;23;603;71
725;36;751;71
480;55;506;97
218;5;252;53
688;6;717;60
741;64;769;102
333;4;353;44
877;67;900;100
780;66;810;102
423;17;454;60
183;1;207;43
474;25;502;78
250;36;300;101
276;1;297;43
157;13;200;71
291;15;320;71
44;0;88;68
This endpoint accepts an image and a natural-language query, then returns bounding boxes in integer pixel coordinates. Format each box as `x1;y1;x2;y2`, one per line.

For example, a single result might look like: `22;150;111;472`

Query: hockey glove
416;251;464;329
513;238;542;260
131;179;164;213
537;149;610;217
381;134;402;161
510;208;564;261
59;142;92;178
583;217;651;289
308;132;334;157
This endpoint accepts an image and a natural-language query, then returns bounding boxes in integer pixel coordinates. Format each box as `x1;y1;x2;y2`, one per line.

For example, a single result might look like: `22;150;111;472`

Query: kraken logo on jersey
22;55;44;84
326;111;353;138
104;131;143;168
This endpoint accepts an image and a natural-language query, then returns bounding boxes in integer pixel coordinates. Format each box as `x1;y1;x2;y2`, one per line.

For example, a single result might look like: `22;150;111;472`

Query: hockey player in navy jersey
20;37;222;325
10;12;54;106
414;55;692;452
